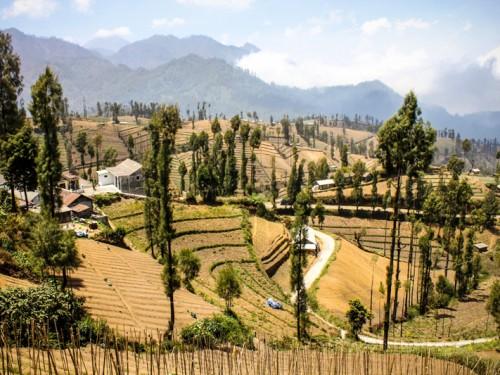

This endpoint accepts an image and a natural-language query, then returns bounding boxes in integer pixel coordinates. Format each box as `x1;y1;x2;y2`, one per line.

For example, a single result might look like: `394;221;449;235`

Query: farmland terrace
99;198;336;337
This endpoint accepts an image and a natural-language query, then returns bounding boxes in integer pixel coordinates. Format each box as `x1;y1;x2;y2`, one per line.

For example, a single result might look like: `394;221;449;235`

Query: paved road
357;334;497;347
303;229;336;289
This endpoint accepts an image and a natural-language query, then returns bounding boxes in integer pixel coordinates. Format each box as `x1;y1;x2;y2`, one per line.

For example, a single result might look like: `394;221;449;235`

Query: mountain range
5;28;499;138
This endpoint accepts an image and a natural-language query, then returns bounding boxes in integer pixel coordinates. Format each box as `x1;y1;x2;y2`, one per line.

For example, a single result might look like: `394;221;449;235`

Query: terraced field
251;217;291;277
69;120;137;169
70;239;217;334
316;239;413;322
0;273;33;288
317;216;446;266
100;198;336;337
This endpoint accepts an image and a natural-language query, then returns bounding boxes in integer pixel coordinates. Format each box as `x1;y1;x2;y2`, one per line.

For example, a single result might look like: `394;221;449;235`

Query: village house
97;158;144;194
60;171;81;191
60;190;94;220
473;243;488;252
312;179;335;192
295;227;319;254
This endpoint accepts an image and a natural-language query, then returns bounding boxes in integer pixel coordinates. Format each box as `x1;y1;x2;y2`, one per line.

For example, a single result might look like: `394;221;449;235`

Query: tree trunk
383;171;401;351
10;184;17;212
23;185;29;211
405;219;415;314
392;220;403;322
167;238;175;340
62;267;67;289
369;263;375;330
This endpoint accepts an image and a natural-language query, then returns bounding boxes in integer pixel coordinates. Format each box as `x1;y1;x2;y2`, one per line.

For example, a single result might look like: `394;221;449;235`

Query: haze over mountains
5;28;499;138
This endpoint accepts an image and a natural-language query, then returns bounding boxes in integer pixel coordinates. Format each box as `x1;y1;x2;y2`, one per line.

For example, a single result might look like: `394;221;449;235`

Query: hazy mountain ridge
5;28;499;138
109;34;259;69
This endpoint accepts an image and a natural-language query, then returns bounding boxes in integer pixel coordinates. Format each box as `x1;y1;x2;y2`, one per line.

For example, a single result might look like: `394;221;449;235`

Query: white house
312;179;335;192
97;159;143;194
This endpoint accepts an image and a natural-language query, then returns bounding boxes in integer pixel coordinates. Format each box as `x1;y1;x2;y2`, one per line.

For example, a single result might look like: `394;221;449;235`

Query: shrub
435;275;455;308
255;201;267;218
77;316;112;344
93;193;121;207
345;299;372;339
0;283;86;342
216;265;241;311
180;314;253;348
487;280;500;335
96;226;126;246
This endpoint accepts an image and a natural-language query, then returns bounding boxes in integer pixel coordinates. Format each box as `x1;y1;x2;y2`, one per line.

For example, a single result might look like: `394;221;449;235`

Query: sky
1;0;500;115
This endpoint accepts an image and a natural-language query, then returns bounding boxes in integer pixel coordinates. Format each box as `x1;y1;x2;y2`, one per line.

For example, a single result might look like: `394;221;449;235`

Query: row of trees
0;32;79;289
179;115;263;202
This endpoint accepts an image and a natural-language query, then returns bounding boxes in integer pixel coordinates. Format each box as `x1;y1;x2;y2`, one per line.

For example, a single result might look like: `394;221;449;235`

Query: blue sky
1;0;500;114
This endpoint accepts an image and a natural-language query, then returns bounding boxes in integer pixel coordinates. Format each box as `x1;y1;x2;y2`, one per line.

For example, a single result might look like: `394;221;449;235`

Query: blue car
266;298;283;310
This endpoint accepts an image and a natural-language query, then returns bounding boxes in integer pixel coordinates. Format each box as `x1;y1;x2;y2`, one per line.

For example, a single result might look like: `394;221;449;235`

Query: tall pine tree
30;68;63;218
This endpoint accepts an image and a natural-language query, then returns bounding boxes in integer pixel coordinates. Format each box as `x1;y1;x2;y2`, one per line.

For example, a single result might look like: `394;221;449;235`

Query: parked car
266;297;283;310
75;230;88;238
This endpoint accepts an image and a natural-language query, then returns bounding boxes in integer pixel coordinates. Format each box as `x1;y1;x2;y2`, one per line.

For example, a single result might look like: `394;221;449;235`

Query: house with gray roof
97;158;144;194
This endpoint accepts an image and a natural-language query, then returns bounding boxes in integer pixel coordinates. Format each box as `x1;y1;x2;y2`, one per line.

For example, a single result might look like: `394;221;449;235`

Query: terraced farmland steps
261;233;290;277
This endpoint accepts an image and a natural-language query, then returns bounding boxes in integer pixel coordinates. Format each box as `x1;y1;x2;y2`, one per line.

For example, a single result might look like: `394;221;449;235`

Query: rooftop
106;159;142;177
314;179;334;186
61;190;92;207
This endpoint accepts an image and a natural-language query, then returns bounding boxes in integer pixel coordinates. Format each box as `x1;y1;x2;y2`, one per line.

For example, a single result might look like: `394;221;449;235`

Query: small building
97;158;143;194
97;170;114;186
60;171;81;191
470;168;481;175
295;227;318;254
61;190;94;219
312;179;335;192
341;172;354;185
474;243;488;253
362;172;373;182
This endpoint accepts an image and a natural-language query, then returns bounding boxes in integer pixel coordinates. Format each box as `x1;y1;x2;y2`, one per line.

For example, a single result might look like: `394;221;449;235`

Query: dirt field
251;217;286;258
0;273;33;288
70;239;218;334
316;239;411;323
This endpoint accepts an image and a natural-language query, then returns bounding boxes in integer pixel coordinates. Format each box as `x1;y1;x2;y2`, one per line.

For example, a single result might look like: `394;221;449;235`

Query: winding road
295;228;498;347
290;226;336;303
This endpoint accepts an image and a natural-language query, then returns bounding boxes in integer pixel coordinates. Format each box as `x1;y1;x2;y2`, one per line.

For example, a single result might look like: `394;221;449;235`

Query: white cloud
152;17;185;28
237;47;433;94
478;45;500;79
361;17;391;35
93;27;131;38
395;18;430;31
176;0;252;9
463;21;472;32
361;17;432;35
73;0;91;12
2;0;56;18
